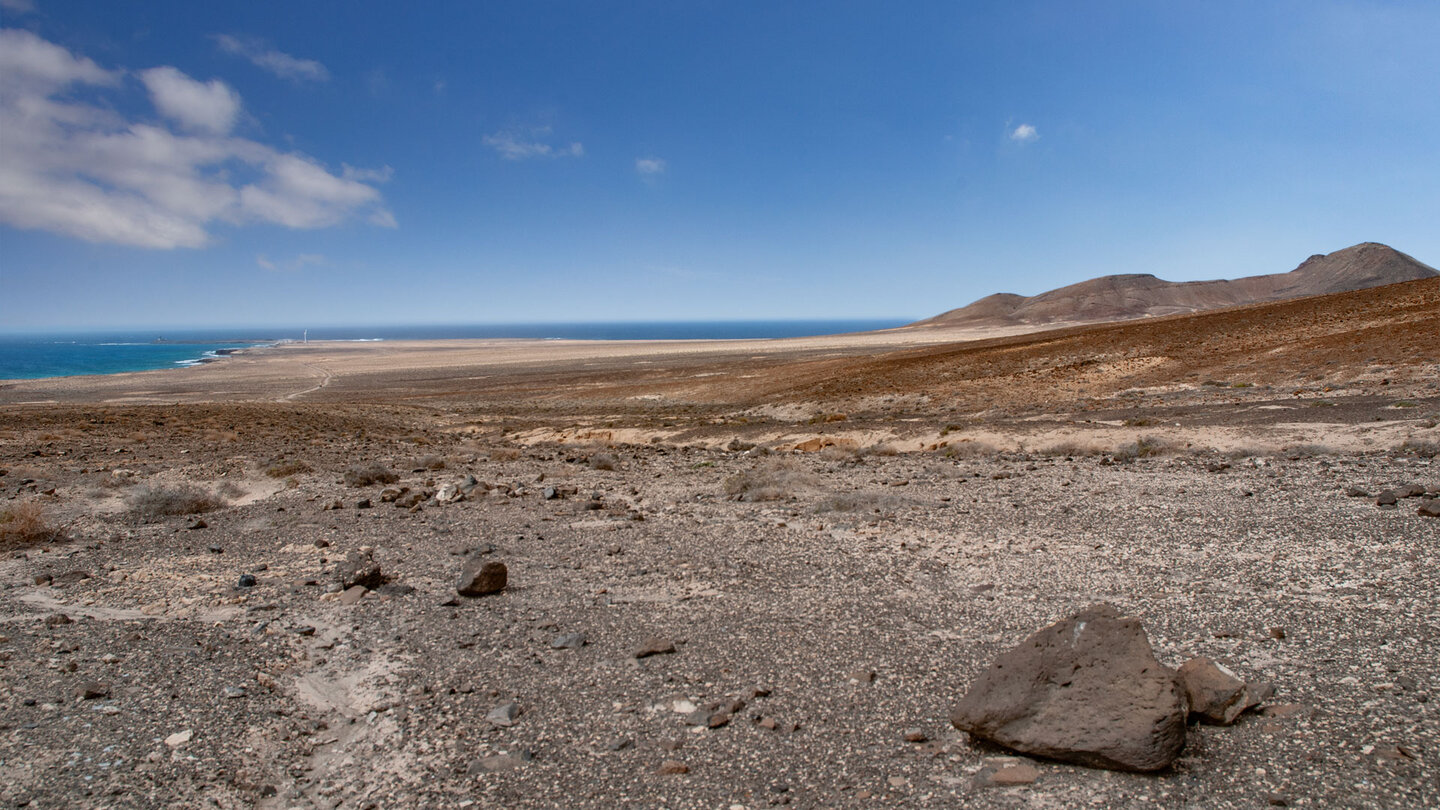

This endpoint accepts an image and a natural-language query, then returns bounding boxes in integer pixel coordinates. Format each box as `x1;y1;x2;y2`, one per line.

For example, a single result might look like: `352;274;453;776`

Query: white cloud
483;126;584;161
0;30;394;249
140;66;241;134
635;157;667;175
213;34;329;82
0;0;36;14
1009;123;1039;143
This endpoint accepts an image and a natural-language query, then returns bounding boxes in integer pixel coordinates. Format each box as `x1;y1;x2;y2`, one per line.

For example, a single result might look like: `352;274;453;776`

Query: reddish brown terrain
1;275;1436;808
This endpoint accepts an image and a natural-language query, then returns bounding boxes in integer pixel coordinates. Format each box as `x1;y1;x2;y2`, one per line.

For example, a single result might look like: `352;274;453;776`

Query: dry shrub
128;485;225;518
589;452;618;471
1111;436;1181;462
940;440;999;459
1395;439;1439;459
1038;441;1103;457
0;501;62;548
413;454;446;471
264;459;313;478
723;459;818;502
343;463;399;487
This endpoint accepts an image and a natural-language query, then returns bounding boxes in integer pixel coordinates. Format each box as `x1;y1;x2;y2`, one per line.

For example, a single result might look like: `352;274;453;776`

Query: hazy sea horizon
0;319;911;380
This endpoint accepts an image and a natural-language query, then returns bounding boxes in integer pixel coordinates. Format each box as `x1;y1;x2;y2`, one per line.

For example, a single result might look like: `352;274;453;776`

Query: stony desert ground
1;278;1437;808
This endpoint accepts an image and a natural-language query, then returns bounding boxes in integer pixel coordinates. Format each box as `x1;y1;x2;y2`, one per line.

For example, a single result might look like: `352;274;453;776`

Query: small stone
237;574;257;588
606;738;634;751
356;499;372;509
339;585;368;606
551;632;587;650
186;518;207;530
658;760;689;775
756;717;778;731
32;573;53;586
848;669;876;685
1418;499;1440;518
989;763;1040;786
1266;793;1290;807
1177;657;1250;725
1375;490;1398;506
1344;486;1370;498
314;539;330;548
457;558;507;597
902;728;927;743
44;613;72;626
223;686;247;699
1268;627;1286;640
165;729;193;748
78;682;110;700
634;638;676;659
295;625;317;636
337;550;384;590
207;544;223;553
1396;483;1427;498
486;700;520;727
543;486;559;500
660;737;685;751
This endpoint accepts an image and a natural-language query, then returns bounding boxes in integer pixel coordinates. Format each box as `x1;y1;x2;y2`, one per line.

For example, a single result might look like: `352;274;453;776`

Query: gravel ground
2;419;1436;809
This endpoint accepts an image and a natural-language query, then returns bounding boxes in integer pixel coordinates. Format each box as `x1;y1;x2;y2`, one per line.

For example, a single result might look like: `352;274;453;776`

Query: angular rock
1418;499;1440;518
1375;489;1398;506
78;682;110;700
1177;657;1265;725
486;700;520;727
457;558;507;597
550;632;587;650
657;760;689;774
949;603;1187;772
435;483;464;504
633;638;676;658
1344;486;1370;498
1396;483;1426;499
339;585;368;606
336;551;384;590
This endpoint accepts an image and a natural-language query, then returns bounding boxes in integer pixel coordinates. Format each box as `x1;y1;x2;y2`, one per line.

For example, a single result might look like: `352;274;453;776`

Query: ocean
0;320;909;380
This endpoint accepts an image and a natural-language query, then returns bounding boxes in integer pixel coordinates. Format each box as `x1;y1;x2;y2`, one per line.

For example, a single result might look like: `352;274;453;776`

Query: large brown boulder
950;603;1187;772
456;557;507;597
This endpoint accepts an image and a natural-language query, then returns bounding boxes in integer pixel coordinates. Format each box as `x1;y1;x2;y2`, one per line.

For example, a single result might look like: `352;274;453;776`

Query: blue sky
1;1;1437;331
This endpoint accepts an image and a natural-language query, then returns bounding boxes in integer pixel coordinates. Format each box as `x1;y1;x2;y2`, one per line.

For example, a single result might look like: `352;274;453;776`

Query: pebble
237;574;257;588
78;682;110;700
657;760;689;775
223;686;247;699
902;728;927;743
550;632;587;650
340;585;368;606
165;730;193;748
486;700;520;727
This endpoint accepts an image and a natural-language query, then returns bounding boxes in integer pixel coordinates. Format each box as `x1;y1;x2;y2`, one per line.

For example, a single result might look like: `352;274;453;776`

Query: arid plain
1;277;1437;808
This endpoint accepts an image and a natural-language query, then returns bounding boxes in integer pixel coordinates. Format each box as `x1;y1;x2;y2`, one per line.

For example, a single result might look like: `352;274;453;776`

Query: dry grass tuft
343;463;399;487
588;452;618;471
127;485;225;518
0;501;63;548
813;490;904;513
723;459;818;502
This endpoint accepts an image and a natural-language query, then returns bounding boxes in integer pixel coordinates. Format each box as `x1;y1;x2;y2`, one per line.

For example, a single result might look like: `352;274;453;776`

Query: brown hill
914;242;1437;328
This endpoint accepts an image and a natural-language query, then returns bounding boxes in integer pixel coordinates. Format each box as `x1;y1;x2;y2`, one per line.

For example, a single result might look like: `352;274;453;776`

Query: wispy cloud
635;157;667;175
0;0;36;15
257;252;326;272
1008;123;1039;143
0;29;394;249
213;34;329;82
483;125;584;160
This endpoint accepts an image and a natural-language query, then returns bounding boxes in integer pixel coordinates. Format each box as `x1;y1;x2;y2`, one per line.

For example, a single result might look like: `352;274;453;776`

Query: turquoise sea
0;320;910;380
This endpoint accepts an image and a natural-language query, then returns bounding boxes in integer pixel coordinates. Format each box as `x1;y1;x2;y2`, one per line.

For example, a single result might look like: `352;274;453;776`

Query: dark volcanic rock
949;603;1186;772
456;557;507;597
